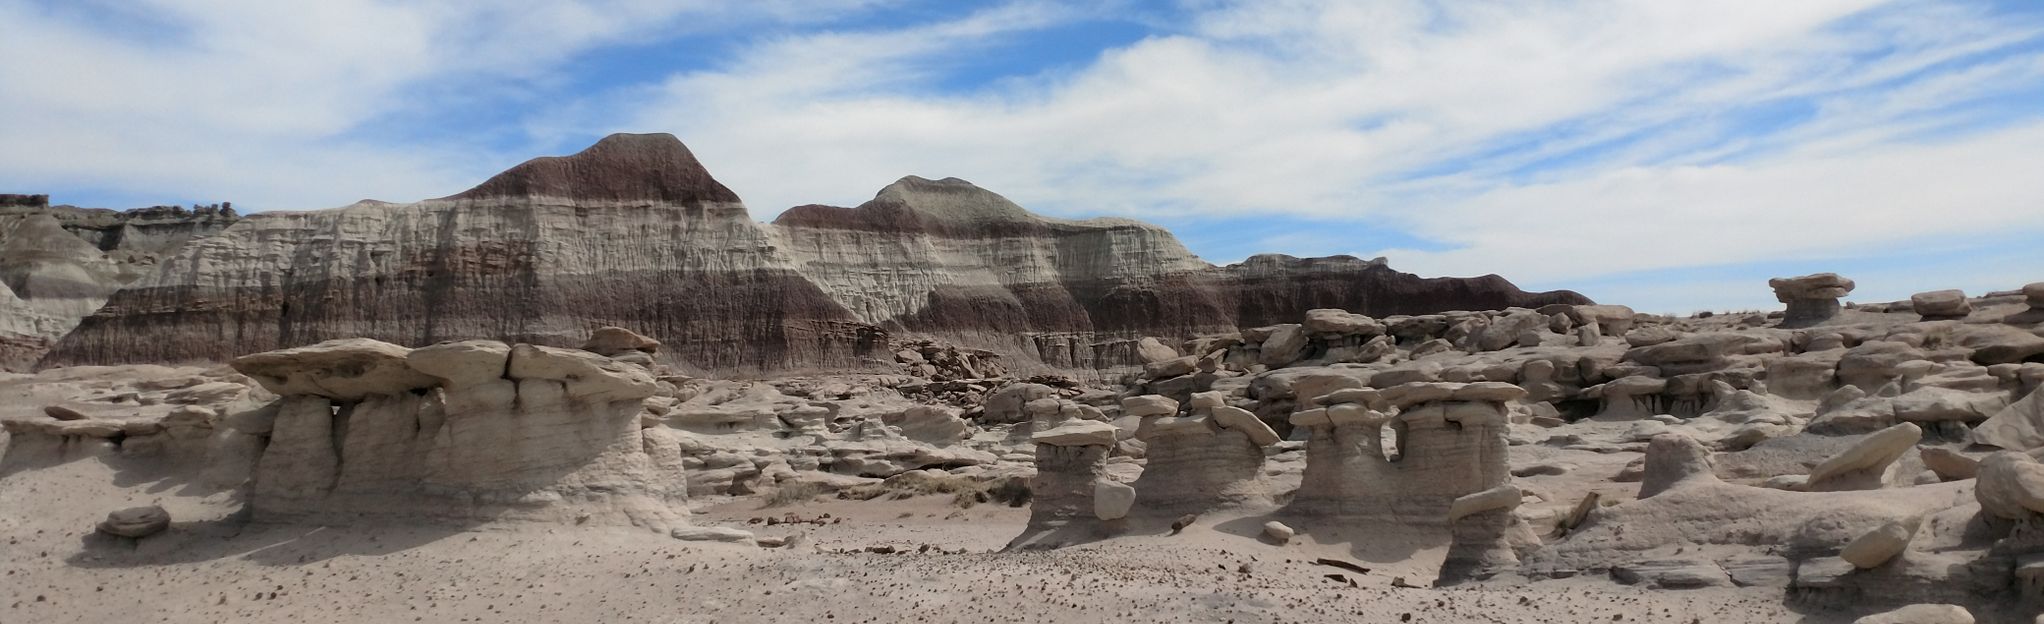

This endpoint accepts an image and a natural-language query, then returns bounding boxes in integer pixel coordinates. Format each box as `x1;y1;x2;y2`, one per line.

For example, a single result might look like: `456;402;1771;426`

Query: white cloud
1383;120;2044;283
3;0;2040;312
0;0;892;208
572;0;2044;312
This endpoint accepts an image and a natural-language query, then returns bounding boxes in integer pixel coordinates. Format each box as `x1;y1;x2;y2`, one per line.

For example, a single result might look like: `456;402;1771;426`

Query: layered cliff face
38;133;1584;373
772;176;1586;369
43;134;880;372
772;176;1235;368
0;196;241;370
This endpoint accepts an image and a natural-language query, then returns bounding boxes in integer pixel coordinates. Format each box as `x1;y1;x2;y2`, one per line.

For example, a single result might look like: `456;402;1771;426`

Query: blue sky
3;0;2043;313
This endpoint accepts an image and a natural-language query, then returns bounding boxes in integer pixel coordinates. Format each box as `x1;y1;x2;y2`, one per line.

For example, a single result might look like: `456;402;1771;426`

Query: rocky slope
0;195;238;369
5;277;2042;622
35;133;1582;373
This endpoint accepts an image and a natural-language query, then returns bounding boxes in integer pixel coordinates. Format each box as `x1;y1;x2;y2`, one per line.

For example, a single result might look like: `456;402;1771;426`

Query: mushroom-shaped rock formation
244;339;689;532
1009;416;1118;550
1771;273;1855;327
1286;382;1513;522
1128;402;1272;515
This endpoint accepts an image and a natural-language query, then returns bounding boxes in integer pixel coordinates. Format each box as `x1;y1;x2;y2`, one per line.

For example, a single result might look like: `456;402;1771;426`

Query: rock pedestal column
1129;403;1273;515
1770;273;1855;327
1287;382;1520;523
1007;418;1115;550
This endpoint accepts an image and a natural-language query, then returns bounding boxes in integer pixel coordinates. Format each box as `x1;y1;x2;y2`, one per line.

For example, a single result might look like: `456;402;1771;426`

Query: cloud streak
3;0;2041;311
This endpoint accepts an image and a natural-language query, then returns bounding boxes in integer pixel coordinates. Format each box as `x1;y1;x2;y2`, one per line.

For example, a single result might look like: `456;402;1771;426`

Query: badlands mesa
3;134;2044;623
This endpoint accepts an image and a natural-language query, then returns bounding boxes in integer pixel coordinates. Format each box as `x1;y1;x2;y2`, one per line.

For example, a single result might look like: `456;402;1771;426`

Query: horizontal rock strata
30;133;1581;374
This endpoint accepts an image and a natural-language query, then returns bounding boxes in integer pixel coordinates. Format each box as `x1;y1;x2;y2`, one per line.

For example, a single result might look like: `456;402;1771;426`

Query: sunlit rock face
40;133;1582;374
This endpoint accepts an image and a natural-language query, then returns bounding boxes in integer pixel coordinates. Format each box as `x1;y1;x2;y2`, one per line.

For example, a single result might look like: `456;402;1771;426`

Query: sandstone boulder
882;406;970;444
1950;324;2044;365
1263;520;1296;544
1909;289;1970;319
1303;309;1383;336
1571;305;1636;336
1144;356;1197;380
1031;419;1119;447
581;326;660;356
507;344;658;402
1259;324;1309;367
1976;451;2044;521
1975;389;2044;451
1806;422;1920;491
984;383;1056;424
1852;604;1973;624
96;505;170;538
1135;337;1178;364
230;338;439;400
1920;447;1980;480
406;339;513;386
1094;480;1135;520
1839;516;1918;569
1638;434;1717;498
1447;485;1522;522
1210;406;1281;446
1121;395;1179;418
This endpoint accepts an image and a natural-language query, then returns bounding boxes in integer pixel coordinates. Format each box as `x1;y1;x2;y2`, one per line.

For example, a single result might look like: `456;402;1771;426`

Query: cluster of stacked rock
1008;389;1286;547
1127;304;1638;406
1127;392;1278;514
1;375;260;484
1284;381;1537;582
1770;273;1855;326
1008;401;1121;549
893;340;1006;381
226;335;692;533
